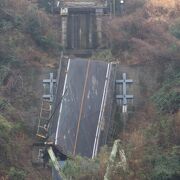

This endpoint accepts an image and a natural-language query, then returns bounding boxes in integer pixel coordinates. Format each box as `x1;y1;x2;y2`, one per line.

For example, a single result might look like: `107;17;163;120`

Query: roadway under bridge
61;6;106;52
58;0;124;54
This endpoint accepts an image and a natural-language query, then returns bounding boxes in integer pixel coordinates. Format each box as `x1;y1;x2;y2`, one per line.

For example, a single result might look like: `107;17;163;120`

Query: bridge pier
96;9;103;48
61;16;68;48
88;13;93;49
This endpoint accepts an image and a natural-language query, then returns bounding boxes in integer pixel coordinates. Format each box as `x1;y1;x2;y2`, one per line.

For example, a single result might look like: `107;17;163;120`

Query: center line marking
73;59;91;156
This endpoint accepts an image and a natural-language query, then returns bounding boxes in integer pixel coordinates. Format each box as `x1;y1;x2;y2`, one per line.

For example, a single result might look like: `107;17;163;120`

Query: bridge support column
96;9;103;48
88;13;93;48
61;16;68;48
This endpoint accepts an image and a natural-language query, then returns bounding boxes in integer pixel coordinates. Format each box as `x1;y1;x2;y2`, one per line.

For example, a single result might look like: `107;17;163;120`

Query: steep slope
103;0;180;64
81;1;180;179
101;0;180;179
0;0;179;180
0;0;61;179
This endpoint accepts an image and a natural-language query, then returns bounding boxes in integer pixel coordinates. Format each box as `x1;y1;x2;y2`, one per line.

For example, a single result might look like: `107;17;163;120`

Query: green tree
38;0;54;13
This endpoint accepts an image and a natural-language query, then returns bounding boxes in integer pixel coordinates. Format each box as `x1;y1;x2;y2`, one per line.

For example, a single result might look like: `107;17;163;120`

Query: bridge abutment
96;9;103;48
59;2;107;54
61;16;68;48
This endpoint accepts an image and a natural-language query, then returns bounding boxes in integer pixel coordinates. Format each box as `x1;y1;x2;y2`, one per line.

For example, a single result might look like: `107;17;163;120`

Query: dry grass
174;110;180;144
146;0;180;22
0;0;58;179
148;0;178;9
129;130;144;149
103;0;180;64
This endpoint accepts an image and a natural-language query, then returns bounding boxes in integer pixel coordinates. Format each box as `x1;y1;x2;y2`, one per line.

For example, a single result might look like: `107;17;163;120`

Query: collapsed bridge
33;1;128;179
49;58;115;158
33;57;116;179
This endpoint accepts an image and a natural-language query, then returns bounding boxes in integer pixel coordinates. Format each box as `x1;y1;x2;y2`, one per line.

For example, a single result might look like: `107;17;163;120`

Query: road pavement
54;58;108;157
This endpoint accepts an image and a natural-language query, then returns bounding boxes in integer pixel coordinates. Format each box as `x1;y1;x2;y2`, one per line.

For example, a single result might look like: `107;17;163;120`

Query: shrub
0;114;12;140
125;0;146;14
37;0;52;13
8;167;26;180
91;49;114;61
150;147;180;180
0;20;13;32
152;71;180;114
170;19;180;39
26;14;41;37
0;97;8;110
25;6;62;52
62;156;99;179
0;66;10;85
35;35;62;51
152;90;180;114
144;114;180;180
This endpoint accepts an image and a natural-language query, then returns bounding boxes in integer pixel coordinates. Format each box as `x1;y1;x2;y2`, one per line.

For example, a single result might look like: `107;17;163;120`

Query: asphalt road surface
54;58;108;157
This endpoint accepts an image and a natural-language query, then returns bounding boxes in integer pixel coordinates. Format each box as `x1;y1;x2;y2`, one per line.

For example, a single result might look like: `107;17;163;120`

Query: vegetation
0;114;12;141
25;7;62;52
103;0;180;64
152;70;180;114
150;148;180;180
143;114;180;180
8;167;26;180
91;49;114;62
37;0;52;12
0;0;179;179
170;18;180;39
99;1;180;180
0;0;59;179
62;156;100;179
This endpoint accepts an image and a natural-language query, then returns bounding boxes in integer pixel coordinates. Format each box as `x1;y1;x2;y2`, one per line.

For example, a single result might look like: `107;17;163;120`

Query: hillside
0;0;180;180
97;0;180;179
0;0;61;179
102;0;180;64
61;0;180;179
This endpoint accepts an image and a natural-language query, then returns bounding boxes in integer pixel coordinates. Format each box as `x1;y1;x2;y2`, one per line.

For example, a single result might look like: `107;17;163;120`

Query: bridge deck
51;58;111;158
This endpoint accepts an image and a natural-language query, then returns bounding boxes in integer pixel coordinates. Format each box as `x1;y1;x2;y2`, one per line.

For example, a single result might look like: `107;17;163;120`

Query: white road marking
92;63;112;158
55;59;71;145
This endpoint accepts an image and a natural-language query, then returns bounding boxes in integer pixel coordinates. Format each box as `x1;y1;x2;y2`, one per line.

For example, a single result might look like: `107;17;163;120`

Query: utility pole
109;0;112;18
113;0;116;16
120;0;124;15
49;0;55;14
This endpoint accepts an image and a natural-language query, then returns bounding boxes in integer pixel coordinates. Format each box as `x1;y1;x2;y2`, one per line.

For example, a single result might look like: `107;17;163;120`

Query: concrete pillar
89;13;93;49
74;15;78;49
71;14;75;49
79;14;87;49
61;16;68;48
96;8;103;48
81;14;87;49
